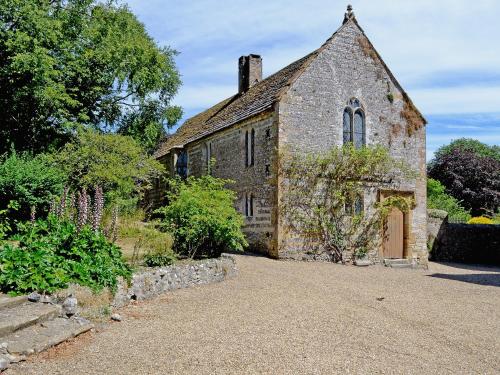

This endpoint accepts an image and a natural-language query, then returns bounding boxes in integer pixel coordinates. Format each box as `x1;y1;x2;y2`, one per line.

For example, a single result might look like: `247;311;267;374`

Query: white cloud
411;85;500;114
127;0;500;116
173;84;235;109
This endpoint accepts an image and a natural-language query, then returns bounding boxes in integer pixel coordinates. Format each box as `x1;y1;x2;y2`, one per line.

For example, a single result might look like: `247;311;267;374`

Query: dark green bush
428;140;500;216
143;249;176;267
0;215;131;295
0;201;19;241
0;152;66;221
156;175;247;259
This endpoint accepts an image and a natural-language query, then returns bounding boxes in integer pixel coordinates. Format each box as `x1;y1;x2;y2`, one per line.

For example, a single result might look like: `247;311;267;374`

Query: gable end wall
277;21;427;263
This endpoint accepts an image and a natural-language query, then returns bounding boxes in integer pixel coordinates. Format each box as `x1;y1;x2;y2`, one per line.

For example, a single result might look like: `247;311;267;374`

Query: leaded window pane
176;150;188;179
354;195;364;215
353;110;365;149
343;109;352;144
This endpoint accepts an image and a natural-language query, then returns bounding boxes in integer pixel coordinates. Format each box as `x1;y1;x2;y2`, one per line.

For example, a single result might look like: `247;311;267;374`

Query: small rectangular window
245;193;254;217
245;131;249;166
205;142;212;174
354;195;364;215
176;150;188;179
250;128;255;166
245;128;255;167
345;194;364;215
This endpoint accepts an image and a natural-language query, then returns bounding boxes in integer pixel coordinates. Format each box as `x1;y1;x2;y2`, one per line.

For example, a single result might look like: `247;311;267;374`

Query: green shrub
0;215;131;295
427;178;471;222
49;130;164;210
467;216;494;225
433;138;500;161
156;175;247;259
143;252;176;267
493;212;500;224
0;152;66;221
0;201;19;241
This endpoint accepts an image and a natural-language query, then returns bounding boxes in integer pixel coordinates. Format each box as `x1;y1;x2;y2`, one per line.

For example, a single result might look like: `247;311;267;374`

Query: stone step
0;303;61;338
2;317;93;358
383;258;413;268
389;263;413;269
0;295;28;311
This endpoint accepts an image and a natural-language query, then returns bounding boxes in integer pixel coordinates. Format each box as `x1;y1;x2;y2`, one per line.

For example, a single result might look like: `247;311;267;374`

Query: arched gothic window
343;98;365;148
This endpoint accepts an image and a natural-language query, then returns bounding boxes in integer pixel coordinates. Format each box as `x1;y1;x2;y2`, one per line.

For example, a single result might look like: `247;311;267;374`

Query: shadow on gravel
224;251;269;258
433;262;500;273
428;273;500;287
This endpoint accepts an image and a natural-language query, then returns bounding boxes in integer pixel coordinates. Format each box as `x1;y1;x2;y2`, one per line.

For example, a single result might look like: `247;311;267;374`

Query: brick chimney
238;54;262;94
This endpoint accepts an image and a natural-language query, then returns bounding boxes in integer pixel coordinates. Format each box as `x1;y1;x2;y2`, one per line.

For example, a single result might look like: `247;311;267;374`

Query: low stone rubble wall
112;254;237;308
428;210;500;266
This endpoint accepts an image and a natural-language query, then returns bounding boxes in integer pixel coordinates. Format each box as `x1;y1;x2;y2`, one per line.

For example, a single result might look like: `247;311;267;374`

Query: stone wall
428;211;500;266
112;254;237;308
427;209;448;250
277;21;427;263
143;153;171;211
186;111;278;255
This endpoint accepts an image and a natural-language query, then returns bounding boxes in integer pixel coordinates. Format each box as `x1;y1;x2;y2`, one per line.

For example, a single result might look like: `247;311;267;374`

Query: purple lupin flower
49;198;56;216
92;186;104;233
86;193;93;226
77;188;88;231
68;192;75;223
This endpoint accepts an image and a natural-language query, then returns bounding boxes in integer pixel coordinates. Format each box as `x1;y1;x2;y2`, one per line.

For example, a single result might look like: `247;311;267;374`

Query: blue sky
127;0;500;160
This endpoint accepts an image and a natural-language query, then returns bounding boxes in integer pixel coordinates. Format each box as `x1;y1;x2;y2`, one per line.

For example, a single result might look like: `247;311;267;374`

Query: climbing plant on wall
279;144;414;262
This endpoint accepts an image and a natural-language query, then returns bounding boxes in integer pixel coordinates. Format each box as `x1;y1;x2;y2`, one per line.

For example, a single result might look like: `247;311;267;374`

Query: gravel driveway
8;255;500;374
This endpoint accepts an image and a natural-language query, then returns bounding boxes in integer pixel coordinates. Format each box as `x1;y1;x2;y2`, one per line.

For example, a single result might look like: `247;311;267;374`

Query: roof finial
343;4;355;24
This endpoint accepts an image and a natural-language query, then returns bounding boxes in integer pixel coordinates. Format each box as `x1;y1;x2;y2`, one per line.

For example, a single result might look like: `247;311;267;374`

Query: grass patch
114;209;176;267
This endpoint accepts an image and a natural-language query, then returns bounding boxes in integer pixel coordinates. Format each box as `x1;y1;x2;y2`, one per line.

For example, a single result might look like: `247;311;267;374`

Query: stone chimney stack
238;54;262;94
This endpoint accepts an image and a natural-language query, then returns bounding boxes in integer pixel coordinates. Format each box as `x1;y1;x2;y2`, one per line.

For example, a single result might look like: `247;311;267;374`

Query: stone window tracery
343;98;365;148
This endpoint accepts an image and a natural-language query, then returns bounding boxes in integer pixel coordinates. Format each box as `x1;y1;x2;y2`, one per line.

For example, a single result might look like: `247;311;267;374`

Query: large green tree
51;130;164;209
0;0;182;154
428;139;499;216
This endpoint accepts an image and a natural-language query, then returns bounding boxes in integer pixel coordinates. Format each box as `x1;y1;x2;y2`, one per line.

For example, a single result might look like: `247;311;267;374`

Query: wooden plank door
383;207;404;258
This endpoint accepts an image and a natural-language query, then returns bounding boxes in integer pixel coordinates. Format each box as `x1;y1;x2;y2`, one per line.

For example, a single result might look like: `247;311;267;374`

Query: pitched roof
153;52;317;158
154;17;426;159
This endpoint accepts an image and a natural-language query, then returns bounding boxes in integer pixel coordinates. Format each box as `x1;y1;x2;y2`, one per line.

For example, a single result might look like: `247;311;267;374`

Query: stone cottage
149;6;428;264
